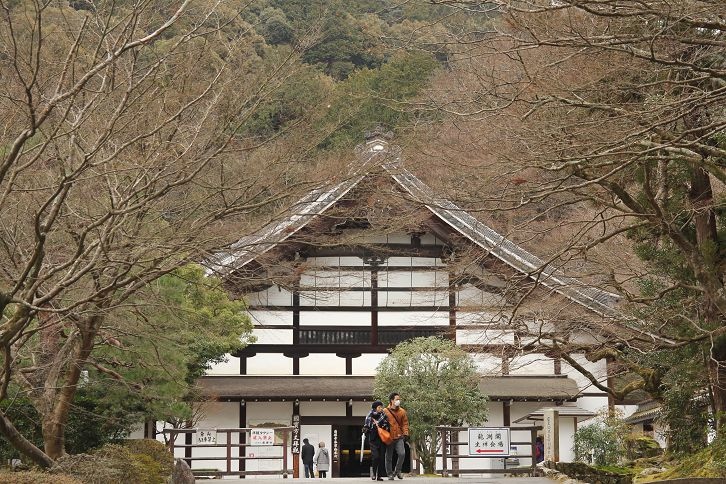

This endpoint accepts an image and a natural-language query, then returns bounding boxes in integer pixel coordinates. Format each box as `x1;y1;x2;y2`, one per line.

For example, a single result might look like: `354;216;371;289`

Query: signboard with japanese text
291;415;301;454
468;427;510;457
195;429;217;445
250;428;275;446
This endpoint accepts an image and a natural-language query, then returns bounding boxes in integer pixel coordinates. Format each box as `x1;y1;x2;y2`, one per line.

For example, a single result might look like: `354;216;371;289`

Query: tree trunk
710;337;726;432
0;408;54;467
41;319;98;459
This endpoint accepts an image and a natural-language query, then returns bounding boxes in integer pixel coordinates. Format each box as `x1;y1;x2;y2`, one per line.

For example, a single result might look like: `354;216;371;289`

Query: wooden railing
298;327;446;345
164;427;292;478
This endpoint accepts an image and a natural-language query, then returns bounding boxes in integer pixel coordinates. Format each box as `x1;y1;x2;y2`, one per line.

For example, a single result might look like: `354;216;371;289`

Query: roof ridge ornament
359;126;394;154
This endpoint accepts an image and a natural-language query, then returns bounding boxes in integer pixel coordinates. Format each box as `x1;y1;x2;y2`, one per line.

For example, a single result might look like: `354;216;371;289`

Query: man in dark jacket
301;438;315;478
364;400;389;481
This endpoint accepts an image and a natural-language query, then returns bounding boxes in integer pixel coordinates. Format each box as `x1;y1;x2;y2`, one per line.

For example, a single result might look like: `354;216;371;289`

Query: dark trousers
370;440;386;478
385;438;406;477
319;470;327;478
303;463;314;478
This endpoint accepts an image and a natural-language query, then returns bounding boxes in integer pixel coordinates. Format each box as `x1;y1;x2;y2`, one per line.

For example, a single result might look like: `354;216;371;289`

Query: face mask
394;399;401;407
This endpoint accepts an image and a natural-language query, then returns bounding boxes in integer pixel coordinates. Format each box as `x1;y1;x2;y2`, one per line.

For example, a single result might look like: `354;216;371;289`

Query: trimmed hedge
0;470;82;484
50;440;174;484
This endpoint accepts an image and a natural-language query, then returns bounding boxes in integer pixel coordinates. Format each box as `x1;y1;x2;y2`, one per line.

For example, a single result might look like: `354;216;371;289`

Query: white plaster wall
471;353;502;375
559;417;576;462
456;311;508;325
576;396;610;415
509;354;554;375
379;271;448;288
353;402;373;417
457;285;505;308
300;424;332;473
562;355;608;391
248;310;291;326
187;402;241;472
354;353;386;375
253;328;293;345
300;311;370;325
300;402;346;416
456;329;515;345
247;286;294;306
381;290;448;307
127;424;145;439
455;403;506;474
207;355;241;376
247;354;292;375
300;290;370;307
387;257;440;267
311;256;361;266
378;311;448;326
245;402;293;478
300;270;369;288
299;354;346;375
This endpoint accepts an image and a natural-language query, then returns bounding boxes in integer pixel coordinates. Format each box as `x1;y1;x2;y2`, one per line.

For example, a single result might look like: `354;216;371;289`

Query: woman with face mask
383;392;409;480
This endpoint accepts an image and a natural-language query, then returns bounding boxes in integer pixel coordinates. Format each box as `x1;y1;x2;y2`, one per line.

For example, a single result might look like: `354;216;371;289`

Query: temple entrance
335;425;411;478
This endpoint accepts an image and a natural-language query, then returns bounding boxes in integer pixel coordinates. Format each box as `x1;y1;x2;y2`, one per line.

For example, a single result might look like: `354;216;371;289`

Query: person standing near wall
314;441;330;478
301;438;315;478
384;392;409;480
364;400;389;481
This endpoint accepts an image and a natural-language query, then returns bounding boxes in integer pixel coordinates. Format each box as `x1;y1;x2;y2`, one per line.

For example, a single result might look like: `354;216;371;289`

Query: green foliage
0;387;135;463
89;264;254;424
653;436;726;479
573;411;629;466
374;336;488;474
320;52;439;149
659;380;710;456
623;434;661;460
50;442;173;484
0;470;82;484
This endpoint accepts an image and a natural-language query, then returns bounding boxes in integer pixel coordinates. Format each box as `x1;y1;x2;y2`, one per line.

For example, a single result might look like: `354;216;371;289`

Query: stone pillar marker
543;408;560;463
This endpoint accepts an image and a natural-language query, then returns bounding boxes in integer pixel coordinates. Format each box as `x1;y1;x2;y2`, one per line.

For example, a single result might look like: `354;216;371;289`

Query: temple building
159;132;621;477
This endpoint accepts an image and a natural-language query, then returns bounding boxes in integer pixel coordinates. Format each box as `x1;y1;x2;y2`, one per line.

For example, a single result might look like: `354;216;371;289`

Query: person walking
383;392;409;480
314;441;330;478
301;438;315;478
364;400;389;481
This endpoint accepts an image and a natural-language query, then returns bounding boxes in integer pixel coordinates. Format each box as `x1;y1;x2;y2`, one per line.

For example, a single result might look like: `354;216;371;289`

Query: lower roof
198;375;580;402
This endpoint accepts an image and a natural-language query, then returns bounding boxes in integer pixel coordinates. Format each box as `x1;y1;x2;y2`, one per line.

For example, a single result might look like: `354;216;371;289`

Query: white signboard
250;428;275;446
468;427;510;457
196;429;217;445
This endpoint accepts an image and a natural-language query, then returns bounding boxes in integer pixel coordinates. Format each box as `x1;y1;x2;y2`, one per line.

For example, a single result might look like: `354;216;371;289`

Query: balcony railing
298;327;446;345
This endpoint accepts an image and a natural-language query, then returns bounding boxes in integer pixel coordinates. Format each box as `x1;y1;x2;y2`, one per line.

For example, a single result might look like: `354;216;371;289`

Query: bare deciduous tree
414;0;726;428
0;0;327;465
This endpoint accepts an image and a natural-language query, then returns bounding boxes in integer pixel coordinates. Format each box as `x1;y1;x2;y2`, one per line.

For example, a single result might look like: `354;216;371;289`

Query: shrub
574;409;631;466
624;434;662;460
124;439;174;482
51;441;173;484
0;470;82;484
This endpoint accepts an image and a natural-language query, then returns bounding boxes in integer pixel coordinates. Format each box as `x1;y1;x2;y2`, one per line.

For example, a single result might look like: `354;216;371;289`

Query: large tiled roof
198;374;580;402
206;138;620;316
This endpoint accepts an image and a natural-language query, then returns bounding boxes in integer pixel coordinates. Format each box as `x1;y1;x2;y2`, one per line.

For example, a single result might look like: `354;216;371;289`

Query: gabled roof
207;137;620;317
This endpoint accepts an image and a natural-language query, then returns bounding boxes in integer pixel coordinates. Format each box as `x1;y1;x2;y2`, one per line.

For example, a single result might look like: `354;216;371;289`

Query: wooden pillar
292;403;301;478
543;409;560;463
185;431;192;468
293;290;300;375
503;401;511;426
448;271;457;340
239;402;246;478
371;266;378;346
